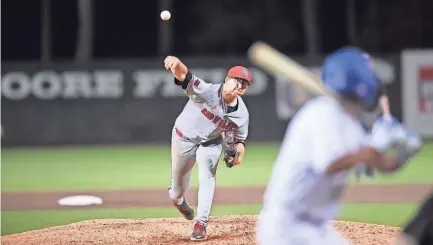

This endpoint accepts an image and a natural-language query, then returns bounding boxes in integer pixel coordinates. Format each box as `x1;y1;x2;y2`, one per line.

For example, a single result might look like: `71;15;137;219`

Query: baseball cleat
173;198;194;220
190;221;207;241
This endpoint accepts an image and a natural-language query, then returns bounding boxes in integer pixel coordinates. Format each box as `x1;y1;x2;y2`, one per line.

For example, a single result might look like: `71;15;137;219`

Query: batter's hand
367;117;422;172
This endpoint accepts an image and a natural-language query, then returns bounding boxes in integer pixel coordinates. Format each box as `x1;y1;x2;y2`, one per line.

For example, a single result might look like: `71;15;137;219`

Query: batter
164;55;251;241
256;47;422;245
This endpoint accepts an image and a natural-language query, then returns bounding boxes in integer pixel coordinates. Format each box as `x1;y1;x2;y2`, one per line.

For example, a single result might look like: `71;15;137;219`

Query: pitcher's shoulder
225;97;249;126
237;97;249;114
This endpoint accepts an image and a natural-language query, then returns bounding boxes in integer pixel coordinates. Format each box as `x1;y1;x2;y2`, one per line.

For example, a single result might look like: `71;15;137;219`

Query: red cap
227;66;252;84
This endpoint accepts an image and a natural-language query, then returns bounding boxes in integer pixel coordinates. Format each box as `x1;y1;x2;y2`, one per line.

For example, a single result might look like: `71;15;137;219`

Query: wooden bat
247;41;336;99
248;41;392;119
379;95;392;120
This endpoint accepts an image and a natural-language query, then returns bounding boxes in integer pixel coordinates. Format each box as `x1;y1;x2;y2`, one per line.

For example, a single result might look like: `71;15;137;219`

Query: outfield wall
1;55;402;147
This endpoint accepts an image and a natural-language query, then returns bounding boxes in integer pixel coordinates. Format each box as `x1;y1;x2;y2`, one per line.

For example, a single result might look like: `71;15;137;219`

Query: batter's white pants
257;211;349;245
169;128;222;224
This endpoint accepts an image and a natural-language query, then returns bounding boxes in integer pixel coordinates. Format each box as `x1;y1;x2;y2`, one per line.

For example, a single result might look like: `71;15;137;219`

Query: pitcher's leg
168;151;195;205
195;143;222;223
168;129;197;220
188;143;222;240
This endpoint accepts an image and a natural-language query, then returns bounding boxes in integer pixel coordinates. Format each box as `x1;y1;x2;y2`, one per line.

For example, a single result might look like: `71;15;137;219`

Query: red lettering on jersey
212;116;221;124
228;122;237;131
201;108;214;120
193;79;200;87
222;121;230;130
222;121;236;131
208;109;215;120
201;108;238;131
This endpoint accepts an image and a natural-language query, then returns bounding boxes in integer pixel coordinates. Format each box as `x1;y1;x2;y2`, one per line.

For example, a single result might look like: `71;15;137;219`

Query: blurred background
2;0;433;146
1;0;433;237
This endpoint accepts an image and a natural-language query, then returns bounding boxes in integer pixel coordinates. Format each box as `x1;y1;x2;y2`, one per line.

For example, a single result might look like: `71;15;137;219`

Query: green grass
338;203;418;226
1;203;420;236
1;144;278;192
2;143;430;236
1;205;262;235
2;143;432;192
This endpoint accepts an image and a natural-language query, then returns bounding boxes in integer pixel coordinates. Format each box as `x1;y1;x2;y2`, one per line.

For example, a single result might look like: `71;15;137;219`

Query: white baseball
160;10;171;21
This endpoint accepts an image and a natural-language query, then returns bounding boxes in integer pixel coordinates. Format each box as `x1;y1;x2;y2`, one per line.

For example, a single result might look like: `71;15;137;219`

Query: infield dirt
2;183;432;245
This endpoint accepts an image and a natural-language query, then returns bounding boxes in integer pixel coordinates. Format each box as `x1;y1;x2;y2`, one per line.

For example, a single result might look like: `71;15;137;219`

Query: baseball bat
247;41;336;99
379;95;392;120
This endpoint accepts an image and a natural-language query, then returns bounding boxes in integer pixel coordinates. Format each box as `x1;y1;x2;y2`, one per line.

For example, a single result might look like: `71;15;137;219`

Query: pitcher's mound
1;215;402;245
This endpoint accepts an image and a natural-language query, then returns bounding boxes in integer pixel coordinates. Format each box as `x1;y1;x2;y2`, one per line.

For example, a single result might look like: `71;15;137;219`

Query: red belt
175;128;191;140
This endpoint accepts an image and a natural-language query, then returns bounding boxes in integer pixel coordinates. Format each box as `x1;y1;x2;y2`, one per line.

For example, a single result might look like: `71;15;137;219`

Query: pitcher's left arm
223;120;248;167
234;120;248;165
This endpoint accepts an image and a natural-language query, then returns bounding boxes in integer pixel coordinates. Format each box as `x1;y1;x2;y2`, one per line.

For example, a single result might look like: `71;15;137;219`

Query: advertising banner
1;65;268;101
1;59;282;146
0;55;403;147
402;50;433;137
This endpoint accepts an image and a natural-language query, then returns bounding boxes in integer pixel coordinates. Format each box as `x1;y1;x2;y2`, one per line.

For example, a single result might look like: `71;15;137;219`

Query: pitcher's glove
222;131;239;168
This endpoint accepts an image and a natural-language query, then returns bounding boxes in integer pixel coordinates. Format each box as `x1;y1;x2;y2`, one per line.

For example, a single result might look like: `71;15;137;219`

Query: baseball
160;10;171;21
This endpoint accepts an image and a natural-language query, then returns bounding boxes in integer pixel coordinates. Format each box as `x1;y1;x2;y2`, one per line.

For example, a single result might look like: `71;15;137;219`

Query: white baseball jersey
258;96;366;242
173;72;249;143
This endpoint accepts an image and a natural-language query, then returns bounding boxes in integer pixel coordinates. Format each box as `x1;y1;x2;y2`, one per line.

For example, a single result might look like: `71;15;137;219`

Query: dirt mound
2;215;402;245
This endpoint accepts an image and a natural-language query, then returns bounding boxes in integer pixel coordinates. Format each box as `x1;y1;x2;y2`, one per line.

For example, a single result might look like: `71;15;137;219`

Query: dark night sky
2;0;432;61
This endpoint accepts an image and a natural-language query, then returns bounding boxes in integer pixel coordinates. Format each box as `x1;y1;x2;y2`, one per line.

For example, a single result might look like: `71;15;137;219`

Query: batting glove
367;116;422;172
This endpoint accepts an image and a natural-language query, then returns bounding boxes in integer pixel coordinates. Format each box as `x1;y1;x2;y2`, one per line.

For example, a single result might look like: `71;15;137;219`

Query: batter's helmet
321;47;378;107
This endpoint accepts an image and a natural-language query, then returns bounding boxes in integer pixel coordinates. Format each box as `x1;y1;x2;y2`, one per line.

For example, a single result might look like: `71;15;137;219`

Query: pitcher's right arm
164;56;219;100
164;56;188;81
